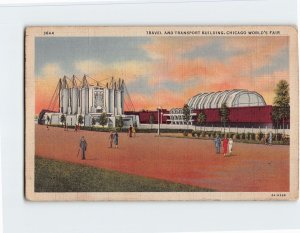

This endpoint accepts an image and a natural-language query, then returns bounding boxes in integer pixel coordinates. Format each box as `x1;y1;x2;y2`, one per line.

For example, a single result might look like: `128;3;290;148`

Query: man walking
79;136;87;160
114;131;119;148
214;134;221;154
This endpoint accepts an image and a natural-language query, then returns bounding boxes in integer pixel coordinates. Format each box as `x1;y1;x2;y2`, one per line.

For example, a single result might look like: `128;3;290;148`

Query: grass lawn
35;157;213;192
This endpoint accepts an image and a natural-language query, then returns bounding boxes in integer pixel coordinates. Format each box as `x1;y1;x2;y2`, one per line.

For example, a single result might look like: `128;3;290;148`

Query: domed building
187;89;266;110
163;89;273;127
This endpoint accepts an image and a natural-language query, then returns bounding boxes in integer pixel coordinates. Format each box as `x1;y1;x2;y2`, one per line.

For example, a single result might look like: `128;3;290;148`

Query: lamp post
157;106;161;136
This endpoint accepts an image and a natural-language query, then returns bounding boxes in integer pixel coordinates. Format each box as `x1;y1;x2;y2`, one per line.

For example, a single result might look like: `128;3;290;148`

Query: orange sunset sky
35;36;289;114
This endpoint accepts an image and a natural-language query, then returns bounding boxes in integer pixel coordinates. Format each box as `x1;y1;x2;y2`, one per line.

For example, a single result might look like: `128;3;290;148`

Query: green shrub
282;135;290;145
275;133;283;141
211;131;217;138
258;131;264;141
245;132;250;140
241;132;246;140
228;132;235;138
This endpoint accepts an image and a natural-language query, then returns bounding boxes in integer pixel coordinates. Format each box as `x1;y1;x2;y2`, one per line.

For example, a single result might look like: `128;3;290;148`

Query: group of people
74;124;81;132
78;125;139;160
78;132;119;160
109;131;119;148
214;135;233;157
128;125;136;137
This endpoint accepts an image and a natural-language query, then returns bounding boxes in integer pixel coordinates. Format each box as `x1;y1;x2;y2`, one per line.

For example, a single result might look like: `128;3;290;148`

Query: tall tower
60;76;69;114
71;75;79;114
81;75;89;115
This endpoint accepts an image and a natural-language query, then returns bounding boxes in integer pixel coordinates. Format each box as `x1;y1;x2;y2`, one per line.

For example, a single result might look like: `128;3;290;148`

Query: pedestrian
114;131;119;148
46;116;50;130
132;126;136;137
268;131;273;145
228;137;233;155
264;134;268;145
109;131;114;148
214;134;221;154
223;135;229;157
79;136;87;160
128;125;133;137
75;124;78;132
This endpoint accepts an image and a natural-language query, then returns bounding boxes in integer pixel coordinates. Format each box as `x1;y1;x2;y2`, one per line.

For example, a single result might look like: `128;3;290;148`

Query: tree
149;114;155;129
197;111;206;130
91;117;96;130
99;112;108;128
60;114;66;126
182;104;191;129
272;80;290;131
271;107;280;131
115;116;124;130
219;103;229;133
78;115;84;126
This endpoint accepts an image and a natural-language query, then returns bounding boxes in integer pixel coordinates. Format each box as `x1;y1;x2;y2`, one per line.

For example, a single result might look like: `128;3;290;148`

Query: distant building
166;89;268;125
126;89;284;128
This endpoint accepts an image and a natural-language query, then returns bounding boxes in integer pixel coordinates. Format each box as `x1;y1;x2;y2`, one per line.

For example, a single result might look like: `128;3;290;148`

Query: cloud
141;37;211;60
37;63;63;79
129;89;187;111
182;38;244;61
35;36;290;113
74;59;153;84
35;63;64;113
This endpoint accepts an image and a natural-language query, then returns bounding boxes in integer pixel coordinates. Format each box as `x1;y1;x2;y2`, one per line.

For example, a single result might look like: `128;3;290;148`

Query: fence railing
139;124;289;135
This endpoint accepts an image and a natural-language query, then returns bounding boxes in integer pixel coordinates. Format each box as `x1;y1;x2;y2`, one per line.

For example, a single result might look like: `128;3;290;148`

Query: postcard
25;26;298;200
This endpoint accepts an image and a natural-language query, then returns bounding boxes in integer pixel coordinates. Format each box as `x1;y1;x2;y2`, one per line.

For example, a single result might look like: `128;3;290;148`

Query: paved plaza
35;125;289;192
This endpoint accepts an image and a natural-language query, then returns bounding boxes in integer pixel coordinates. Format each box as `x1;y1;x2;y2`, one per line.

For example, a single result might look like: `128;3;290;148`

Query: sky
35;36;289;113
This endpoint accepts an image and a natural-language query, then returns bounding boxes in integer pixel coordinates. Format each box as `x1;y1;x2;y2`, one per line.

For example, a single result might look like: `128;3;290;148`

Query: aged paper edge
25;26;299;201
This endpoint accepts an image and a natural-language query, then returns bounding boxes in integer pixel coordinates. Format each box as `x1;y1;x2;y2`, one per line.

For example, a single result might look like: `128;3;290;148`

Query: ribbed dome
187;89;266;109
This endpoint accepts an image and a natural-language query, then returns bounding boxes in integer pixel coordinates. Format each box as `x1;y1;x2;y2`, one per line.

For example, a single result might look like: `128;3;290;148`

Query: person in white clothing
228;138;233;155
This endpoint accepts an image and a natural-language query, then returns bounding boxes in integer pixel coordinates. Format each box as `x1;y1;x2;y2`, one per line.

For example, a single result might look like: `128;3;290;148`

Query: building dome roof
187;89;266;109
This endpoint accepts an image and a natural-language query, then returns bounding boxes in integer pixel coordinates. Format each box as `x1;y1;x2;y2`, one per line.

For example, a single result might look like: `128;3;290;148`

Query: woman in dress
223;135;229;157
128;125;132;137
108;131;114;148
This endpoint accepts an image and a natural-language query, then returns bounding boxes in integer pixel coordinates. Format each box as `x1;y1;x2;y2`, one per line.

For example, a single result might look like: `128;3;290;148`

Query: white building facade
45;75;137;127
